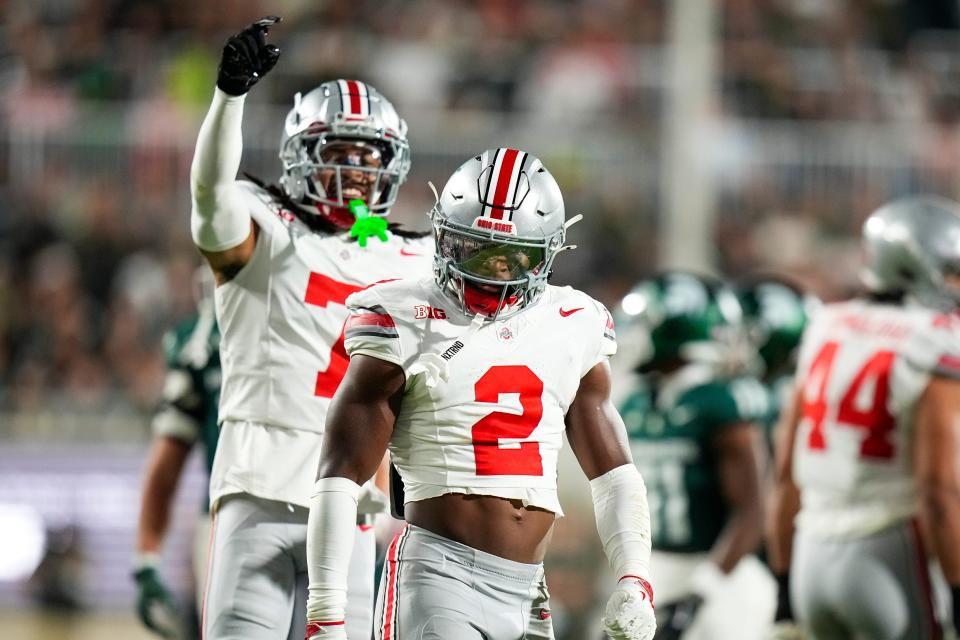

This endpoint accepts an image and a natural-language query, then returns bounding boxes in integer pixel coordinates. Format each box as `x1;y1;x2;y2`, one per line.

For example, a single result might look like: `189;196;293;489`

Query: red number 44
801;341;896;459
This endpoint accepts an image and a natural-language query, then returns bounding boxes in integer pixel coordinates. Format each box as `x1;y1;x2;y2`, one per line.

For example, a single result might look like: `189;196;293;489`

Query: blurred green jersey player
133;269;221;639
737;274;819;449
612;271;775;640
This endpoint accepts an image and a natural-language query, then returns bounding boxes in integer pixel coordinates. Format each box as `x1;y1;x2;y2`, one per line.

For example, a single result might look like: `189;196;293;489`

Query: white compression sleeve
591;463;653;582
190;87;252;252
306;477;362;624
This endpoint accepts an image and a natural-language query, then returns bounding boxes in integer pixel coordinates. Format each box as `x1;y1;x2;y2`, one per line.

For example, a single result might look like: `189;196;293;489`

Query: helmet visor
439;230;545;282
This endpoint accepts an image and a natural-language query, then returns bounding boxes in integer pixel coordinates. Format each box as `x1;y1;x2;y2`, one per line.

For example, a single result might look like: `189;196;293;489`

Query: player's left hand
217;16;282;96
356;480;389;515
652;593;703;640
603;578;657;640
305;621;348;640
133;566;180;638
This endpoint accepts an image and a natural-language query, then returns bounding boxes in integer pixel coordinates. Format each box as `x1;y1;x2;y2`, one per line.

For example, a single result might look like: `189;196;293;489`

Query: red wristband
305;620;345;638
618;575;655;607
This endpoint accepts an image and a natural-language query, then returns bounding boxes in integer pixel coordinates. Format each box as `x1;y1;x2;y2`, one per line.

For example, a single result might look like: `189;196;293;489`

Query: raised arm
190;17;280;282
305;354;405;638
566;360;656;640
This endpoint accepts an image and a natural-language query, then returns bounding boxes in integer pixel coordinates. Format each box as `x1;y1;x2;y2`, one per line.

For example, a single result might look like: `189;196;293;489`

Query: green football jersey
621;366;768;553
152;307;221;511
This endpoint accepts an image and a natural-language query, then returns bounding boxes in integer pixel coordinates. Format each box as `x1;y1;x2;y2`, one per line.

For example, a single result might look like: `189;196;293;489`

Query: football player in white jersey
189;17;433;640
768;196;960;640
302;149;656;640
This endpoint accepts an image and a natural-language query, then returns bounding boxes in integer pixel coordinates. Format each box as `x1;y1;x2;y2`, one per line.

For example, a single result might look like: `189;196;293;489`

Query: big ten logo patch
414;305;447;320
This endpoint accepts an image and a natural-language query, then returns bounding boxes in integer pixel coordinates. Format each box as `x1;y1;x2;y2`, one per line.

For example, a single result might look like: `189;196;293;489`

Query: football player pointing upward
304;150;657;640
190;17;432;640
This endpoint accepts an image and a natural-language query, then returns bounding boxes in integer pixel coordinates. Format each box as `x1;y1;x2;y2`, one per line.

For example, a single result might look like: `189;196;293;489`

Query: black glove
653;593;703;640
217;16;282;96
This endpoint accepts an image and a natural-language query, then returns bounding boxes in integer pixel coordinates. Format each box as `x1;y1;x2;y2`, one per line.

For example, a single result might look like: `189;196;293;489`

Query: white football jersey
209;181;433;508
792;299;960;538
343;278;617;516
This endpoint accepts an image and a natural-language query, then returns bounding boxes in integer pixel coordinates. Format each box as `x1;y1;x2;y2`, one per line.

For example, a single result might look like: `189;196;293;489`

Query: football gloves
217;16;282;96
356;479;390;516
305;621;348;640
652;593;703;640
133;565;180;638
603;578;657;640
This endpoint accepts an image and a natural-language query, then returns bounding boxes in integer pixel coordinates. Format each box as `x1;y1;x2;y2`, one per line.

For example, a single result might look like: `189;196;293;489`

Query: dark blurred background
1;0;959;637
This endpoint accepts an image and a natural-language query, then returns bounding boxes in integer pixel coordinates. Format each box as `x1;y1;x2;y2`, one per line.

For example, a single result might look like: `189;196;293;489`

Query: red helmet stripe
489;148;520;220
346;80;363;115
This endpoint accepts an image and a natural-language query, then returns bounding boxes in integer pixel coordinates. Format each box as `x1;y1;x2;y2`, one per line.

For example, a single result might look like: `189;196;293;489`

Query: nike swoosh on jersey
400;248;422;257
559;307;584;317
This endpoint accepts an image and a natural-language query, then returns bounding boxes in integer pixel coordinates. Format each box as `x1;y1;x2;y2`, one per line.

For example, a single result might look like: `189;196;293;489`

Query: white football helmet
279;79;410;228
430;148;572;320
861;195;960;310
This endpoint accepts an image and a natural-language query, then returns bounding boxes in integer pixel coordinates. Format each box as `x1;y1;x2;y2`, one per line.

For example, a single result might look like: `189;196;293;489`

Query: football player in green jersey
133;269;221;639
737;274;819;447
737;275;817;640
612;271;776;640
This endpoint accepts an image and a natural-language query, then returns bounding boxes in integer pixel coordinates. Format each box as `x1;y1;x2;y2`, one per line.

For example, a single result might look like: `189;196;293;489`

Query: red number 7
304;272;365;399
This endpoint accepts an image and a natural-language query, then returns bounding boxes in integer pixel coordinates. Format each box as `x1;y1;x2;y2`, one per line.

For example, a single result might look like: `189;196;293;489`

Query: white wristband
306;477;362;624
590;463;652;582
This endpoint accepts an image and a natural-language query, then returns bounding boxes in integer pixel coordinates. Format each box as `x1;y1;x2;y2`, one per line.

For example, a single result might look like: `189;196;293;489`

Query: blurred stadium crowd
1;0;960;432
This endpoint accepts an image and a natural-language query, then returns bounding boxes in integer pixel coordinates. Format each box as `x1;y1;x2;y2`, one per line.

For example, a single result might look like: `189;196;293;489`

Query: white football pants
202;494;376;640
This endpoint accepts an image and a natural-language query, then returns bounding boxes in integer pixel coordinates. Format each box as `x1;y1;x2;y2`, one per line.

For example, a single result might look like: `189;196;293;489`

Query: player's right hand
217;16;282;96
133;566;180;638
768;621;805;640
305;621;348;640
603;578;657;640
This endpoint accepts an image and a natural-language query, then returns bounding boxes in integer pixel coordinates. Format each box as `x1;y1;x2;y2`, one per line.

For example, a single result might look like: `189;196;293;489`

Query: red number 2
801;341;896;459
472;365;545;476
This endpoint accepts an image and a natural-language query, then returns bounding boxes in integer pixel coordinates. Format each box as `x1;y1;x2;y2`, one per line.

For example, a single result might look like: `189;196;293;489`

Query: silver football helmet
861;195;960;310
430;149;572;320
279;79;411;227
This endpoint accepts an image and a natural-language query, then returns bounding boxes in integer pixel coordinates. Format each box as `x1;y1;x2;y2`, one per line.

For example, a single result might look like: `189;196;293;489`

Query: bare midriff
405;493;556;564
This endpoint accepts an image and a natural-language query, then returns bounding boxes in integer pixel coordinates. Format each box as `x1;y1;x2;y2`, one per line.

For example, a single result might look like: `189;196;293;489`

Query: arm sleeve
306;477;362;625
190;87;253;252
591;463;652;582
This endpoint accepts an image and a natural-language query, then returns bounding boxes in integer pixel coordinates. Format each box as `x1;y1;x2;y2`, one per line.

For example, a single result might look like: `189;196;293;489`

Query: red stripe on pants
382;526;406;639
200;510;218;640
909;520;941;640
